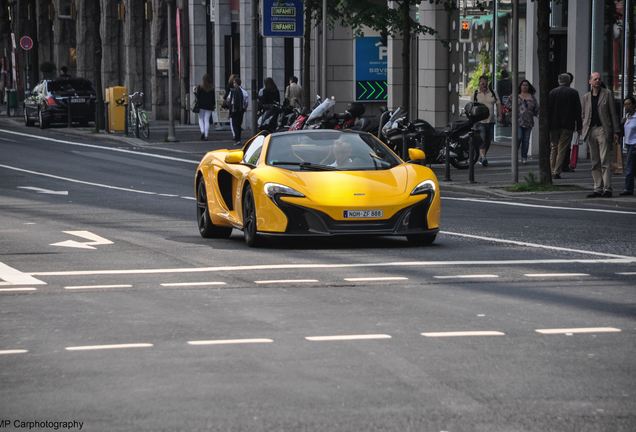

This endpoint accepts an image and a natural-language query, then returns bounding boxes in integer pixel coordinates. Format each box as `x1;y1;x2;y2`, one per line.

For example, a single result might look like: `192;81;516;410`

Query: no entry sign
20;36;34;51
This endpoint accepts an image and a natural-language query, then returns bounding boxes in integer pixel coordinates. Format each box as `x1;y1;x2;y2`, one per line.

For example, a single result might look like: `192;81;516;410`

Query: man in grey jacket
581;72;620;197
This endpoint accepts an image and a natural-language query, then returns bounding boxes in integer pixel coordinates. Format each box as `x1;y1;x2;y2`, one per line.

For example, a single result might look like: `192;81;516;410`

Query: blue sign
262;0;304;38
355;37;388;101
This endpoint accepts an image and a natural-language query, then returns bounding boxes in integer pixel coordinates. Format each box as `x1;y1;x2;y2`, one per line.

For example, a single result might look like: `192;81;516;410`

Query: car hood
266;165;412;205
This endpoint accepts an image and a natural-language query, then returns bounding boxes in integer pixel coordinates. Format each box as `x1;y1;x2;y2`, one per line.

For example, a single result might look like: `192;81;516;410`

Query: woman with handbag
193;74;215;140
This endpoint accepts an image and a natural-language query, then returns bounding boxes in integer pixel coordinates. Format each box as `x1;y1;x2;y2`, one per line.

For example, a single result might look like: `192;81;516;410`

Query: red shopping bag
569;143;579;170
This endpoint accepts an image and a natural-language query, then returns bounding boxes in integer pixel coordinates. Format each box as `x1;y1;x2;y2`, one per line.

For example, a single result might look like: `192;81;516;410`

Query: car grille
275;194;434;235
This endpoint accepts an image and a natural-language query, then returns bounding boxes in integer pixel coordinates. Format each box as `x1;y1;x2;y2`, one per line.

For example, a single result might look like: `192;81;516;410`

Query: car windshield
48;79;95;93
266;131;401;171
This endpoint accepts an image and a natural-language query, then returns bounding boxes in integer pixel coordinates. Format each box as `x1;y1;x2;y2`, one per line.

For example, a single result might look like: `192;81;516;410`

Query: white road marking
0;129;198;164
421;331;506;337
441;231;636;260
160;282;226;287
616;272;636;275
433;274;499;279
254;279;318;284
64;284;132;290
0;163;158;195
51;230;114;250
188;339;273;345
524;273;589;278
443;196;636;215
0;287;37;292
0;349;29;355
0;261;46;286
18;186;68;195
65;343;153;351
181;196;196;200
305;334;392;341
343;277;408;282
29;258;635;278
535;327;621;335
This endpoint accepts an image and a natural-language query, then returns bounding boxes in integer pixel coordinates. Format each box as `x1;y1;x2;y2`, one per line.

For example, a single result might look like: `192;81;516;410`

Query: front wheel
139;111;150;139
196;178;232;239
242;185;262;247
407;233;436;246
38;110;48;129
24;107;34;126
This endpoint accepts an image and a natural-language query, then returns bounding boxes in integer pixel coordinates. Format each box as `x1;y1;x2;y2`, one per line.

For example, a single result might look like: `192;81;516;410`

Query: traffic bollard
469;131;475;183
67;100;72;128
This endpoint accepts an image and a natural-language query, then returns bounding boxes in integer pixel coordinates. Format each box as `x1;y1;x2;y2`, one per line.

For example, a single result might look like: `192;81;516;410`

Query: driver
330;138;353;167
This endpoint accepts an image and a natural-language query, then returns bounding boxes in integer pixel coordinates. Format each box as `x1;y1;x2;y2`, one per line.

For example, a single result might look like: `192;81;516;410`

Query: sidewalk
2;111;634;210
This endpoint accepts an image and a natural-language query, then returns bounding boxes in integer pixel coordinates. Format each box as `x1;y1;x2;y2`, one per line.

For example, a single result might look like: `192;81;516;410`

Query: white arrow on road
18;186;68;195
50;231;114;250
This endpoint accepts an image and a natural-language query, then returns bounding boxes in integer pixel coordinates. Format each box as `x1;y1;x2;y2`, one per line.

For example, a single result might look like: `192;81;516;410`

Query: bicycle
124;91;150;139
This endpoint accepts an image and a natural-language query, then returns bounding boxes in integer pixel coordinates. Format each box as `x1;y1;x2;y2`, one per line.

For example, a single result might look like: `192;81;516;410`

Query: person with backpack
227;78;249;145
473;75;499;166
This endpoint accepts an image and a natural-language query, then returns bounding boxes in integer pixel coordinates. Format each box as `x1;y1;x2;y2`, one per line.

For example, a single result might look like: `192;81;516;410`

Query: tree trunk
536;0;552;184
401;1;410;113
302;5;312;110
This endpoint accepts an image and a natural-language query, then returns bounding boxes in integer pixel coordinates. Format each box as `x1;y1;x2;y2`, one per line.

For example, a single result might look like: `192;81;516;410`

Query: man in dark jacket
548;73;582;179
227;78;249;145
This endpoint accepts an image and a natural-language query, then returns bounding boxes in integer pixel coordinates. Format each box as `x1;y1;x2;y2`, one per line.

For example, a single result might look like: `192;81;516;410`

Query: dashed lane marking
0;349;29;355
305;334;392;342
343;277;408;282
65;343;153;351
421;331;506;337
160;282;227;287
433;274;499;279
188;339;274;345
616;272;636;275
64;284;132;290
254;279;319;284
524;273;590;278
0;287;38;292
535;327;622;335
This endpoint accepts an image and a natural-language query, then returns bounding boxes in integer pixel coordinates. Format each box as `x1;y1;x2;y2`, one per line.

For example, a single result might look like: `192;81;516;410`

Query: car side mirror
408;148;426;162
225;150;244;164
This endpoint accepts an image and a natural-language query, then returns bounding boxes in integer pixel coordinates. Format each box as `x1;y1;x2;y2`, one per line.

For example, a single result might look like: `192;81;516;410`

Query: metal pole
321;0;327;97
492;0;497;86
623;0;631;100
511;0;519;183
444;132;451;181
251;0;258;135
166;0;178;142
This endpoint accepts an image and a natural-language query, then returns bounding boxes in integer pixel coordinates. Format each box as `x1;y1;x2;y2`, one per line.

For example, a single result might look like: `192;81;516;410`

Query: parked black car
24;78;96;128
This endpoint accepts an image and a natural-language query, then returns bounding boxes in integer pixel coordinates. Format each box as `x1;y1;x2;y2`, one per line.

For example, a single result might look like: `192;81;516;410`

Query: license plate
71;98;85;103
343;209;383;218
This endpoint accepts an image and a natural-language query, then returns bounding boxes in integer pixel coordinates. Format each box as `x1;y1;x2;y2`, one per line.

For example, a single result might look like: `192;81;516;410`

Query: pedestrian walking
193;73;215;140
581;72;620;198
548;73;582;179
258;77;280;109
511;79;539;164
227;78;249;145
222;73;239;109
619;95;636;196
284;76;303;109
473;75;499;166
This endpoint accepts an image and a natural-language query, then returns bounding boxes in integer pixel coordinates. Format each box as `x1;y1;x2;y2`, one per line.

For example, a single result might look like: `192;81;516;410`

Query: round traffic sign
20;36;34;51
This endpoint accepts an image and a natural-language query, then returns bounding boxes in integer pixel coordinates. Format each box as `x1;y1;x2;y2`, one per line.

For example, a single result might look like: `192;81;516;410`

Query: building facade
2;0;634;138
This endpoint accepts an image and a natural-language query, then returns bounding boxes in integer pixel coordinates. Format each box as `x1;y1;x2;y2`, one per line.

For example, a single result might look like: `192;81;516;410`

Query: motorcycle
378;103;489;169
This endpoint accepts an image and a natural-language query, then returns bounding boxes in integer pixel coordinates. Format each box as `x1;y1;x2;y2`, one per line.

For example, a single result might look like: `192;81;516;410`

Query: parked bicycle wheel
138;110;150;139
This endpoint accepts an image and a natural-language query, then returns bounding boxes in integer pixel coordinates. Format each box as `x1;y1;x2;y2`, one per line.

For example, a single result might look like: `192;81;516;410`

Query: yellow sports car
195;129;441;247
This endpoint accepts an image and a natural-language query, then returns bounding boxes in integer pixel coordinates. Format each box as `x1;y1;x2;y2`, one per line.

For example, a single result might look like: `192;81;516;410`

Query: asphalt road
1;122;635;432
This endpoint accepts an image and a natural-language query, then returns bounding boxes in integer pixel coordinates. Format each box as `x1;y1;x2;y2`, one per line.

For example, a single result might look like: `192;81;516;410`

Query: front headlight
411;179;436;195
264;182;305;199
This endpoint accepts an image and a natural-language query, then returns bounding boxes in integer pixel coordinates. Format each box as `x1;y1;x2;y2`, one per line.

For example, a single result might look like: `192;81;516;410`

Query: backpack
229;87;245;113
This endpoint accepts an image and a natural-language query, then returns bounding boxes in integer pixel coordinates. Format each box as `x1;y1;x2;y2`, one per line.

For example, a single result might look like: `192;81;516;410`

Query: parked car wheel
24;108;34;127
38;110;48;129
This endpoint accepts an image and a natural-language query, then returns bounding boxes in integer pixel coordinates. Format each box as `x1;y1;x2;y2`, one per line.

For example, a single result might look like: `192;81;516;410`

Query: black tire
140;123;150;139
450;157;470;170
24;108;34;126
242;185;262;247
38;110;48;129
406;233;436;246
196;178;233;239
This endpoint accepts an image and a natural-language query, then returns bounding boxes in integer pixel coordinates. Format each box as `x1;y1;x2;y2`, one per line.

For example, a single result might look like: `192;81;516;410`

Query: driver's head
333;138;352;163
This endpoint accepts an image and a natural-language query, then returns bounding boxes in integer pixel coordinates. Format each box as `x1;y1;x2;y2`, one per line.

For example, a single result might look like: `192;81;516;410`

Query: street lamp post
166;0;177;142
